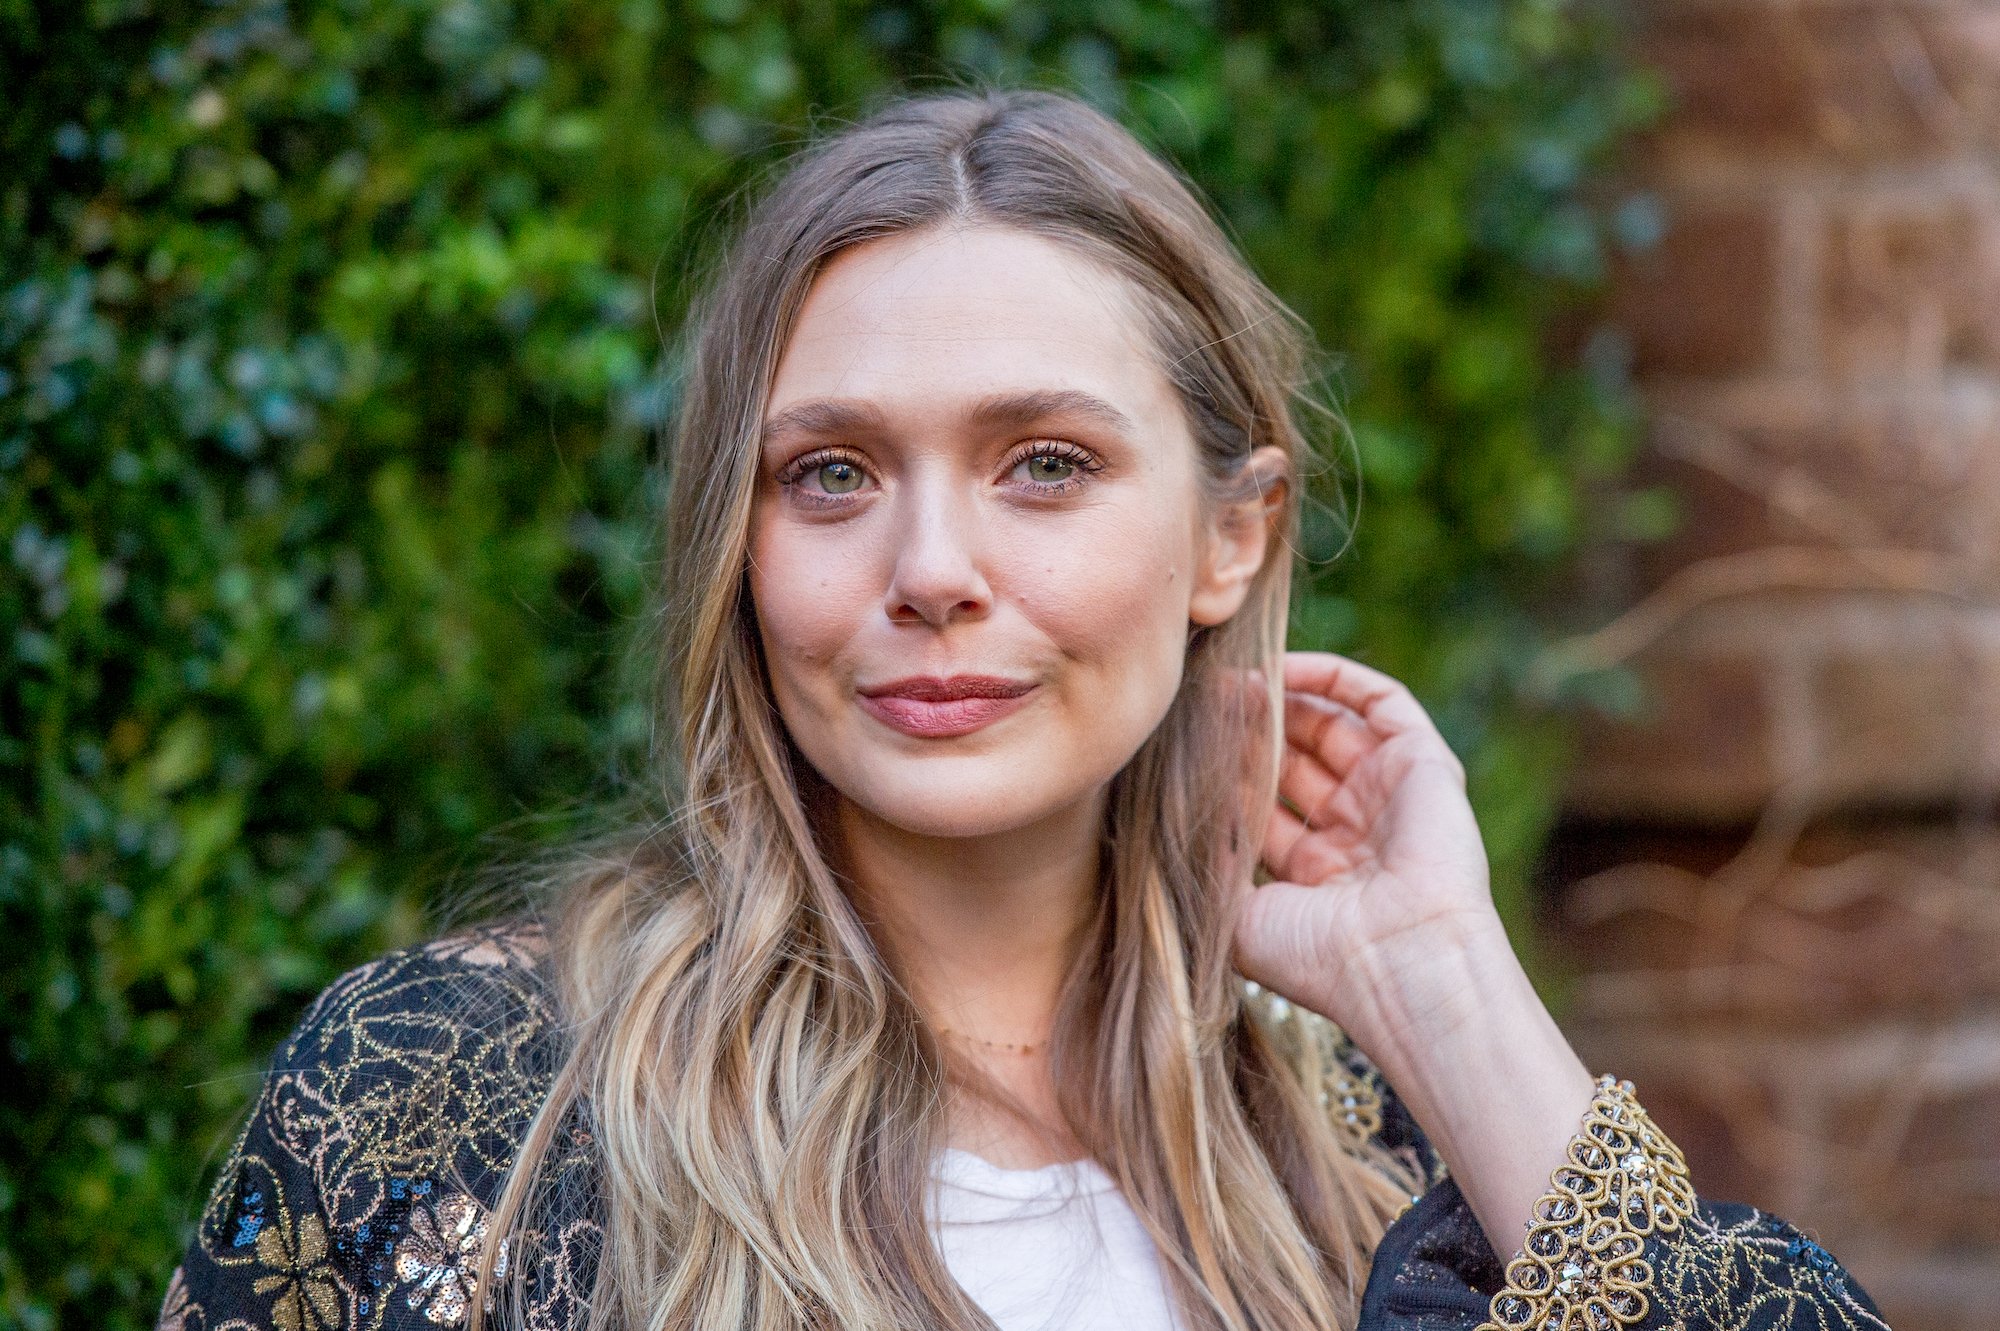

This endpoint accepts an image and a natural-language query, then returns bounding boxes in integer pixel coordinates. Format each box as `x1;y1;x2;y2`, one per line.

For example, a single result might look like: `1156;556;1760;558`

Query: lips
856;675;1037;738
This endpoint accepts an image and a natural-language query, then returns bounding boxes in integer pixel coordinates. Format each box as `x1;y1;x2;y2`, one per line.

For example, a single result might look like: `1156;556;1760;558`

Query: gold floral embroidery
394;1191;510;1325
165;926;601;1331
252;1209;343;1331
160;927;1889;1331
1652;1207;1891;1331
1479;1075;1698;1331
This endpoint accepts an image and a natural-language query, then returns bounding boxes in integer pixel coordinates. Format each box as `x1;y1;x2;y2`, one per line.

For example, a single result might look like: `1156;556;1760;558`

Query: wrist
1324;907;1519;1065
1341;932;1598;1258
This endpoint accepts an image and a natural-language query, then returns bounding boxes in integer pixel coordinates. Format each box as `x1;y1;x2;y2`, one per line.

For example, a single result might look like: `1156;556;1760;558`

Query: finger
1259;800;1312;880
1259;800;1355;886
1231;877;1335;992
1282;691;1374;783
1276;754;1376;846
1281;651;1443;744
1276;718;1369;836
1277;741;1341;834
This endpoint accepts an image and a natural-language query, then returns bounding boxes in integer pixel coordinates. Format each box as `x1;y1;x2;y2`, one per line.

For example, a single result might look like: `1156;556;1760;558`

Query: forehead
764;224;1176;429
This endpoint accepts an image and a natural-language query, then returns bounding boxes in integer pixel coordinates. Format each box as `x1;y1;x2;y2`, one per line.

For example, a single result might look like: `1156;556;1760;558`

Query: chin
835;752;1101;840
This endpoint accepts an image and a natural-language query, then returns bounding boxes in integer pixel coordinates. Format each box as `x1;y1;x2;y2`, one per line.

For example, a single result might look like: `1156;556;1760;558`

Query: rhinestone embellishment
1478;1076;1696;1331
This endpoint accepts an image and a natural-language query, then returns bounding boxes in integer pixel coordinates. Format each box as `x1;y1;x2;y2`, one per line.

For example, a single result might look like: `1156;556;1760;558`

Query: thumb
1232;877;1339;1005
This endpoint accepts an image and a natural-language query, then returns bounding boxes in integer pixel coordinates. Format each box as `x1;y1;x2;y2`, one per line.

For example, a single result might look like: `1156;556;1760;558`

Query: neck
833;789;1107;1048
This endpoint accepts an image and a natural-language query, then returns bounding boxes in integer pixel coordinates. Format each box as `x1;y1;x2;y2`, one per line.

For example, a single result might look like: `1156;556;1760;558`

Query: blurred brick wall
1552;2;2000;1327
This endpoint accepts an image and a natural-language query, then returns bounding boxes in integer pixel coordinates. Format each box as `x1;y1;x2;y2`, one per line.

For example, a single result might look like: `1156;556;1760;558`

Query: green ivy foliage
1;1;1657;1326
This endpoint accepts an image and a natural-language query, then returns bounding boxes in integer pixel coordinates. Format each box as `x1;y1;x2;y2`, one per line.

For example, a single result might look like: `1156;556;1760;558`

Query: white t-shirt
928;1147;1185;1331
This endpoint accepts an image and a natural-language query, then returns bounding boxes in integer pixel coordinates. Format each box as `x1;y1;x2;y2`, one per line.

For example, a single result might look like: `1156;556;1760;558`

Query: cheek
747;514;863;697
1014;503;1195;683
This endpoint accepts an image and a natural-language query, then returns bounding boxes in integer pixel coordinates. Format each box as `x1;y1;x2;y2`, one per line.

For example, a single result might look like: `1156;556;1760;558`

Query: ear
1188;447;1290;628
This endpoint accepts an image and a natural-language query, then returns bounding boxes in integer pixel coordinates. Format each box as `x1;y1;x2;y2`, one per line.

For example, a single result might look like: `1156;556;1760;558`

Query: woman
156;88;1888;1331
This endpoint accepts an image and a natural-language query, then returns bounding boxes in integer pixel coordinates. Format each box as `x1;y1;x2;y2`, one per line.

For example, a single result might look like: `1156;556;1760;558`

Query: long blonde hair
468;86;1419;1331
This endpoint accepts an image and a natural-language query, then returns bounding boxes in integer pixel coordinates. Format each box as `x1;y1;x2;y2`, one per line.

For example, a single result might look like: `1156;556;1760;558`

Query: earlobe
1188;448;1289;628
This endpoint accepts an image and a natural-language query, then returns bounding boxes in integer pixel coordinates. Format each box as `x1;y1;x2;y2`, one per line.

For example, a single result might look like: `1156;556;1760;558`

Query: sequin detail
1479;1075;1697;1331
158;925;600;1331
393;1192;509;1325
153;929;1886;1331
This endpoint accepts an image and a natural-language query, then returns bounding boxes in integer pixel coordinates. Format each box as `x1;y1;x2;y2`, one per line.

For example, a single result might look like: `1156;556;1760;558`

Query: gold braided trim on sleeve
1478;1075;1698;1331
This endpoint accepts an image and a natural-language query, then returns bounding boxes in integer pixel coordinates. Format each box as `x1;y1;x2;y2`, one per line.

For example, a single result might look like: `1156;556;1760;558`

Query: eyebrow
758;388;1139;450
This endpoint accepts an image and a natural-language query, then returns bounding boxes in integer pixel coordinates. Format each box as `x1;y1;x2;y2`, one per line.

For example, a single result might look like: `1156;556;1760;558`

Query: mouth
856;675;1038;738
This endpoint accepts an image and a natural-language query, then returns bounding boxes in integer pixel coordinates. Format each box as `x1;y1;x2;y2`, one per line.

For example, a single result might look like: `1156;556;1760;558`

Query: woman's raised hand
1231;651;1508;1053
1229;650;1601;1255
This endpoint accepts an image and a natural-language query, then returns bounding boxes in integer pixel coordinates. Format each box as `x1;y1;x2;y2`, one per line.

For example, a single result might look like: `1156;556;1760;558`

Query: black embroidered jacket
156;925;1892;1331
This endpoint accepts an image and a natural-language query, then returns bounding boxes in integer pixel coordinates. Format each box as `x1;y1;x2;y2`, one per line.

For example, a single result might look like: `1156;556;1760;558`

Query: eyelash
775;441;1105;508
774;450;865;510
1017;441;1104;490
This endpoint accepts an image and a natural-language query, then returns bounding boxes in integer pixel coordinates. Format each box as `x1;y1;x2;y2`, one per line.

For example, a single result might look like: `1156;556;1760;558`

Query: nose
882;473;992;628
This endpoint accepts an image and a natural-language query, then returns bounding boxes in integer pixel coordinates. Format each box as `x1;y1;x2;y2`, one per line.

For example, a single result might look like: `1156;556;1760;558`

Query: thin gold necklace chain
934;1025;1043;1055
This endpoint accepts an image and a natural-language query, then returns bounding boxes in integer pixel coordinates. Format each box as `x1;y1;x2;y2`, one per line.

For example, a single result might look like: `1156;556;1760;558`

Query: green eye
817;460;864;493
1023;454;1076;483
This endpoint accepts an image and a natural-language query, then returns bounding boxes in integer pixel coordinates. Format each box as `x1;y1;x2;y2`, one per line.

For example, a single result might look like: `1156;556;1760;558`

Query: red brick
1804;634;1997;807
1814;1045;2000;1249
1851;1251;2000;1331
1638;5;2000;165
1552;822;2000;1027
1559;4;2000;1318
1619;382;2000;591
1639;9;1831;156
1559;1023;1862;1232
1942;6;2000;151
1609;204;1777;378
1773;824;1975;1011
1821;194;2000;378
1620;442;1792;593
1564;644;1780;821
1561;1011;2000;1307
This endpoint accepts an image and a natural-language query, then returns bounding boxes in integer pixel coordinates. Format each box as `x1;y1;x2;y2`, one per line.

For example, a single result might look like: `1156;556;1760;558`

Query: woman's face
748;223;1265;841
